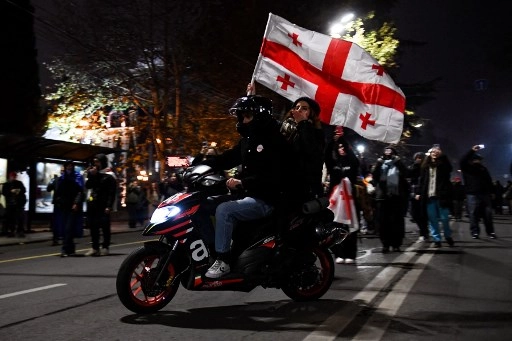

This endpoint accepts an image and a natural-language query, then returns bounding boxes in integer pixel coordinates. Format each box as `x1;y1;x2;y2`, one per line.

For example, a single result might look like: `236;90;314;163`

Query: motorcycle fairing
159;192;193;207
143;191;204;237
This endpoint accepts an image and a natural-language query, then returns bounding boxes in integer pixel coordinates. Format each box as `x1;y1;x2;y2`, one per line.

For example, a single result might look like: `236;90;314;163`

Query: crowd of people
1;94;511;271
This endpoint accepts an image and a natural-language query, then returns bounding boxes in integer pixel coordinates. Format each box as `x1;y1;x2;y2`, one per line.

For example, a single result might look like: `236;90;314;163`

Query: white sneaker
100;248;109;256
335;257;345;264
205;259;230;278
85;248;100;257
344;258;355;264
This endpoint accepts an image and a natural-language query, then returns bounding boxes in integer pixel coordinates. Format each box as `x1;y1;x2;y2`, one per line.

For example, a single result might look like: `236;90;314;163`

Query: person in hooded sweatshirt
84;154;117;256
460;145;497;239
372;146;409;253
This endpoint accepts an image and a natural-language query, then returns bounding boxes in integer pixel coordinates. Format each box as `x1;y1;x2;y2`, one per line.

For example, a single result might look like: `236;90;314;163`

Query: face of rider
236;111;255;137
239;112;254;124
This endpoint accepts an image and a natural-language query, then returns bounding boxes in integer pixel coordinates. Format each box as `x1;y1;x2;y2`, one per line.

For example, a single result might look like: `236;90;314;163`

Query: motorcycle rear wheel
281;246;334;301
116;246;180;314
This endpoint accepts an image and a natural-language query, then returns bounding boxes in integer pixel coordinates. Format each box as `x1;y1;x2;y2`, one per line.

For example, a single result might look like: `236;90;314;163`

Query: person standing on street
372;146;409;253
407;152;429;243
126;180;148;229
47;168;64;245
460;145;497;239
1;171;26;237
324;128;360;264
417;145;454;248
451;176;465;221
54;161;85;257
84;154;117;256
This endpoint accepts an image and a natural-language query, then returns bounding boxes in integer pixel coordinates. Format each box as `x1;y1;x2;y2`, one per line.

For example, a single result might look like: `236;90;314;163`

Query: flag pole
250;13;273;96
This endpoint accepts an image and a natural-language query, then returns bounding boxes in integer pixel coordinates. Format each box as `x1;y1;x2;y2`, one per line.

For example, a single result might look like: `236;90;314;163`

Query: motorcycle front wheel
116;246;180;314
281;246;334;301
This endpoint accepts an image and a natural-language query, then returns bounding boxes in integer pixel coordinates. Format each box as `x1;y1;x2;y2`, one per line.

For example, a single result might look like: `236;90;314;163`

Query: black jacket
54;171;84;211
1;180;26;207
460;150;493;195
406;161;422;196
203;118;291;205
85;170;117;210
372;156;408;201
287;120;325;199
418;154;453;207
325;136;359;193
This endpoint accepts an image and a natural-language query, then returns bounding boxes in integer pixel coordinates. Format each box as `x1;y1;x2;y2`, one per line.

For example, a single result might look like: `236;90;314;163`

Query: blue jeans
426;198;452;242
466;194;494;235
215;197;274;254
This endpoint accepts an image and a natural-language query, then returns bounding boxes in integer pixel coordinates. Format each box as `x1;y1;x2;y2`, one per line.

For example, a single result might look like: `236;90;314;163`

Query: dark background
391;0;512;181
22;0;512;181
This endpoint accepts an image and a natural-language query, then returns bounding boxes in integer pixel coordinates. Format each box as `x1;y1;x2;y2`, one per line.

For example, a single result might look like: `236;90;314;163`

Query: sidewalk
0;211;142;247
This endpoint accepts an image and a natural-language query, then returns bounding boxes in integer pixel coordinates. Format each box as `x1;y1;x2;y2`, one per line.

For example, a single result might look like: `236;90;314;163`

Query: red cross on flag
252;13;406;143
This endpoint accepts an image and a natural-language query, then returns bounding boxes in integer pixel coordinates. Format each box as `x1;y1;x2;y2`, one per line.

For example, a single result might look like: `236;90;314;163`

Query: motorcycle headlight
150;205;181;224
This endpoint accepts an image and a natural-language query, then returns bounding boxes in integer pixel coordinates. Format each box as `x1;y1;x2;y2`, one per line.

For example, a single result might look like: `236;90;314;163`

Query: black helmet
229;95;273;122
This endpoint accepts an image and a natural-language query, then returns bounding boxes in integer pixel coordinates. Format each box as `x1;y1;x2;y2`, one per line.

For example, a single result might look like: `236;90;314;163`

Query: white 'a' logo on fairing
191;240;208;261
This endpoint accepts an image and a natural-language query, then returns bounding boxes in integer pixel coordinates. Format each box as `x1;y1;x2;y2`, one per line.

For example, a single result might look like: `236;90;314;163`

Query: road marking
0;283;67;300
352;252;434;341
303;243;424;341
0;240;148;264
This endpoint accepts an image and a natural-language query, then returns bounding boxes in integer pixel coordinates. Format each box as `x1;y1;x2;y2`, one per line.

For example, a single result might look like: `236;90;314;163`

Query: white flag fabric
328;177;359;232
252;13;406;143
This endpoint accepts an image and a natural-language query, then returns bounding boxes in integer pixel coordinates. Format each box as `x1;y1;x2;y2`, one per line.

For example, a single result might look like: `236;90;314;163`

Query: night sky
32;0;512;180
391;0;512;181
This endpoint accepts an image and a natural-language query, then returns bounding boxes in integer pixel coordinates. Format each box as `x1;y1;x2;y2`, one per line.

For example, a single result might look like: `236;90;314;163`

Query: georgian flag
328;177;359;232
252;13;406;143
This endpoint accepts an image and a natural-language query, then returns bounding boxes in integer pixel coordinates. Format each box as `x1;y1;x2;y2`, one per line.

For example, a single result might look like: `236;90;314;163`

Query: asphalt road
0;214;511;341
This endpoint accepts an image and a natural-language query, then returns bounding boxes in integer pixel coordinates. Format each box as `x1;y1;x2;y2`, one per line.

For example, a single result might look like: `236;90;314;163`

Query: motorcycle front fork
154;239;179;285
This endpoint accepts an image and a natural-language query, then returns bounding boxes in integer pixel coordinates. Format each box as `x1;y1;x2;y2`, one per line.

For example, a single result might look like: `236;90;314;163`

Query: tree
42;1;417;167
43;0;243;174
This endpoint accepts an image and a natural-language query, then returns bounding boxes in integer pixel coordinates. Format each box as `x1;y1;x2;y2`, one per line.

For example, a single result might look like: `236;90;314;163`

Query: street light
357;144;365;155
330;13;355;38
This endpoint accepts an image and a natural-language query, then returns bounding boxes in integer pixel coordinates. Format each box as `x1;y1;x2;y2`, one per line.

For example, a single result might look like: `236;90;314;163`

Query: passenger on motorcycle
280;97;325;203
200;95;292;279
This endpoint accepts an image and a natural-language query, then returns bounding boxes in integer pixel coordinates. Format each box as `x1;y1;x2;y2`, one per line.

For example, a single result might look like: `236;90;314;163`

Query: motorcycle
116;164;348;314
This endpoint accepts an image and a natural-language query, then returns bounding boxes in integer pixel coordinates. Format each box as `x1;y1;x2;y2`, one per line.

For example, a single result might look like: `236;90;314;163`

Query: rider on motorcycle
200;95;292;279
